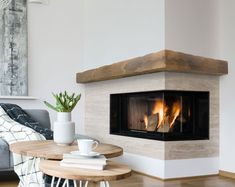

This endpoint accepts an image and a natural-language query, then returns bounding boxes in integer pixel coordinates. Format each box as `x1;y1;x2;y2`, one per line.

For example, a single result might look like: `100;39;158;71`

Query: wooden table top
39;160;132;182
10;140;123;159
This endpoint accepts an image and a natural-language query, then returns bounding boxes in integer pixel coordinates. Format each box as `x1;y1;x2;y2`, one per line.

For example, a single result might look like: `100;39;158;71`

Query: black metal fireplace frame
110;90;210;141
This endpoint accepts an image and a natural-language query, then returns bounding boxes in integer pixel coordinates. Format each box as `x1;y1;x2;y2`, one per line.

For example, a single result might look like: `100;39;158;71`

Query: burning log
145;113;159;132
157;117;170;133
143;99;182;133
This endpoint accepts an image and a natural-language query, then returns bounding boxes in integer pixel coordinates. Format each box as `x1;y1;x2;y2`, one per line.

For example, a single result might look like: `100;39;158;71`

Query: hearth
110;90;209;141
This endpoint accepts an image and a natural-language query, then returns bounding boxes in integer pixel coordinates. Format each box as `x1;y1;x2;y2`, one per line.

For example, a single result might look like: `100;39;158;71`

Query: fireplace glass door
110;90;209;141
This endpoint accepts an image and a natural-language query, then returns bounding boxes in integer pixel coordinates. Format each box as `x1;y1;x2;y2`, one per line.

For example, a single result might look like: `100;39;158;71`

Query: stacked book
60;153;107;170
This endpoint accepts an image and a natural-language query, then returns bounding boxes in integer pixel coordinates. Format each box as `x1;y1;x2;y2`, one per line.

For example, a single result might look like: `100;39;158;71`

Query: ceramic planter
53;112;75;145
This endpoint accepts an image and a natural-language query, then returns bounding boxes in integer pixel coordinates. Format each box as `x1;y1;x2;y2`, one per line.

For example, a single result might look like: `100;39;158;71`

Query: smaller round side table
39;160;132;187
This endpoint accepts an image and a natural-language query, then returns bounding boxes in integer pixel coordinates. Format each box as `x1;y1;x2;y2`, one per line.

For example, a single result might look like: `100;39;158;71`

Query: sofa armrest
24;109;51;130
0;139;10;169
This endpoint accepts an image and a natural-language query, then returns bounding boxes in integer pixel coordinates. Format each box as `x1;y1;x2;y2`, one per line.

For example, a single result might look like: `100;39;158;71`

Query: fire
152;100;166;128
143;115;148;129
144;99;181;132
169;101;181;128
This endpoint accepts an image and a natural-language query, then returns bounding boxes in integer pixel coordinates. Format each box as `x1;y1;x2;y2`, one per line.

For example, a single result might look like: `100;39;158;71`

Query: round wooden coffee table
39;160;132;187
10;140;124;186
10;140;123;159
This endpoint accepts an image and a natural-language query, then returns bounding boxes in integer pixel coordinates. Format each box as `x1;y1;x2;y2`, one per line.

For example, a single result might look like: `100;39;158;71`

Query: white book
60;161;105;170
62;154;107;165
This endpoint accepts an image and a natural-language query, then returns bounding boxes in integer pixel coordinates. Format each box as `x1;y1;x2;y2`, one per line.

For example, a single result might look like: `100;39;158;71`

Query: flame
144;99;181;131
169;101;181;128
143;115;148;129
152;100;166;128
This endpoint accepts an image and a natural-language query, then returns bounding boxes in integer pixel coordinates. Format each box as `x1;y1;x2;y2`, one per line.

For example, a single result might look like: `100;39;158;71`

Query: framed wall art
0;0;28;96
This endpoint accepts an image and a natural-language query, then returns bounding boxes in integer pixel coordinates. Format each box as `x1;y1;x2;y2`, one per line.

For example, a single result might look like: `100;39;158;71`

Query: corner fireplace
110;90;209;141
78;50;227;178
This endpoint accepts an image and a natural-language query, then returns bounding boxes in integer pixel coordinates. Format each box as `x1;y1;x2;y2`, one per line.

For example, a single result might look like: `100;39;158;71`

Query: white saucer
70;151;101;157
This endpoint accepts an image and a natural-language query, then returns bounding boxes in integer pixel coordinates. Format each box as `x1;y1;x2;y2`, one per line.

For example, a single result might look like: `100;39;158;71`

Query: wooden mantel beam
76;50;228;83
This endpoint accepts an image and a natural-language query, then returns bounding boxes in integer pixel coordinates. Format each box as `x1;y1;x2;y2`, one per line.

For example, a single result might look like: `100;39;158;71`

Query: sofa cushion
0;139;10;169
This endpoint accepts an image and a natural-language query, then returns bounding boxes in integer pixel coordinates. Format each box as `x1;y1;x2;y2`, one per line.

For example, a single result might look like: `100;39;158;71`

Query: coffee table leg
73;180;77;187
100;181;104;187
51;176;55;187
100;181;110;187
105;181;110;187
56;177;61;187
52;178;77;187
62;179;69;187
50;179;110;187
84;181;89;187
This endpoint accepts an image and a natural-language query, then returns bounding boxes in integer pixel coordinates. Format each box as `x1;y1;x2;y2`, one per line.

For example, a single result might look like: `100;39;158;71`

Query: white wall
217;0;235;173
165;0;235;174
83;0;165;70
165;0;219;58
0;0;85;133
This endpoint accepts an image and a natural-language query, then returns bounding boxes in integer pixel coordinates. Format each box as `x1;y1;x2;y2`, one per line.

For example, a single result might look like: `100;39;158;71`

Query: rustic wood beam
76;50;228;83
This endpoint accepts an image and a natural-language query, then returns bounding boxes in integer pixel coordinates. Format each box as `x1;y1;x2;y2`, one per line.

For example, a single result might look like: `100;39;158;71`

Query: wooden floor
0;171;18;187
1;173;235;187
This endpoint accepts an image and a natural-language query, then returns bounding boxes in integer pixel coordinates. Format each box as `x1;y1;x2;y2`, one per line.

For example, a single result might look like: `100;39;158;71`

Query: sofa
0;109;51;172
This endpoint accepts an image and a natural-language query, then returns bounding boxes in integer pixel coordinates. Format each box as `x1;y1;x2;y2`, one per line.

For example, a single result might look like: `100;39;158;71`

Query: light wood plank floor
1;173;235;187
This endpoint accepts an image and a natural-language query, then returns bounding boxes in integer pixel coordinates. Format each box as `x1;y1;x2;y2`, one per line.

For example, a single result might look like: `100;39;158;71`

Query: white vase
53;112;75;146
57;112;71;122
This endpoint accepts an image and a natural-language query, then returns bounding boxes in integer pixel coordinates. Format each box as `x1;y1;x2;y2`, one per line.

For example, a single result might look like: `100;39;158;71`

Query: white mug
77;139;99;155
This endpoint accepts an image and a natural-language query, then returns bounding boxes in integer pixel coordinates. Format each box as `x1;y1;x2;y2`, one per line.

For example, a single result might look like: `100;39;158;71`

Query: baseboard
219;170;235;179
161;174;218;181
133;170;163;180
133;170;218;181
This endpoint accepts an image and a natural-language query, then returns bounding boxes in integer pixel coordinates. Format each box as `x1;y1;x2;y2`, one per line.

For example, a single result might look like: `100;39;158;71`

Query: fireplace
110;90;209;141
78;50;227;178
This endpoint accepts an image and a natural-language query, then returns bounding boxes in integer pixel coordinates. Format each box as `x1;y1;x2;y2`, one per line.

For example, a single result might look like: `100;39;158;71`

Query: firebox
110;90;209;141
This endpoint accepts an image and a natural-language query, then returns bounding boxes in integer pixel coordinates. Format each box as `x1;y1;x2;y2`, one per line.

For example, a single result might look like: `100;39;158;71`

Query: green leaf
43;101;58;112
44;91;81;112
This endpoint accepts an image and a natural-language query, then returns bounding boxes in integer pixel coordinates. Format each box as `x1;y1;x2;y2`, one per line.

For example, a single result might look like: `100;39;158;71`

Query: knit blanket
0;106;46;187
0;103;53;140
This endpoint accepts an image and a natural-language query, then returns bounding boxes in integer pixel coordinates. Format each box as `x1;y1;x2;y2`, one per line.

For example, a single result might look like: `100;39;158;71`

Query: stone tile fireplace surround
77;50;228;179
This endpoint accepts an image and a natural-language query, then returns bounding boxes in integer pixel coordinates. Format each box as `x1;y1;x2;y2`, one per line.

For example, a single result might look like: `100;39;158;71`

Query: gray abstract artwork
0;0;28;96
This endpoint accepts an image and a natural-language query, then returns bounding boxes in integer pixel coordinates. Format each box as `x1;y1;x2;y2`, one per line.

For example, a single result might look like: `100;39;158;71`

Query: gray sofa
0;109;51;172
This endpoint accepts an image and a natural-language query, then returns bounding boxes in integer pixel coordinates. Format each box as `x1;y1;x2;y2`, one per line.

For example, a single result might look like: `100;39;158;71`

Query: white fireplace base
113;152;219;179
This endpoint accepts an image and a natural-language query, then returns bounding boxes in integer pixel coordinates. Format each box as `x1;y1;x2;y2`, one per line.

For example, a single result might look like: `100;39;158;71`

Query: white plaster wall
165;0;219;58
165;0;235;174
82;0;165;71
216;0;235;173
0;0;85;133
